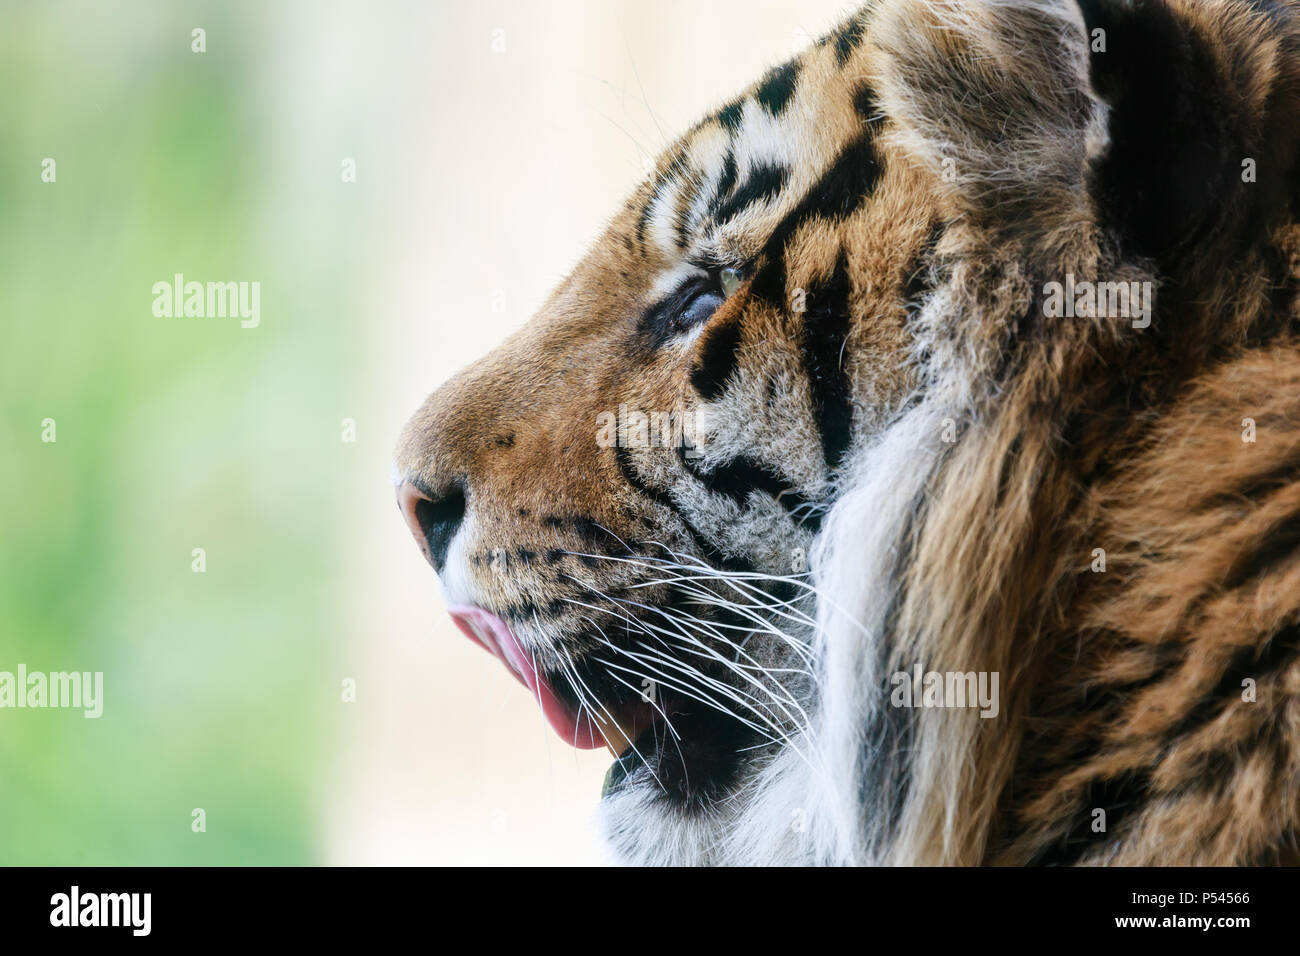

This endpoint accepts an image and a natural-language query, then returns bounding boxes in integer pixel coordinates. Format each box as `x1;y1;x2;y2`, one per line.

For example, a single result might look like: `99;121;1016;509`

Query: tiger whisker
567;601;815;762
566;593;804;748
595;589;817;738
552;644;672;795
562;586;813;742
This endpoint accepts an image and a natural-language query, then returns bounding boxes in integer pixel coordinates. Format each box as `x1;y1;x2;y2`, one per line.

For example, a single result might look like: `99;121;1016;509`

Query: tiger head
395;0;1300;865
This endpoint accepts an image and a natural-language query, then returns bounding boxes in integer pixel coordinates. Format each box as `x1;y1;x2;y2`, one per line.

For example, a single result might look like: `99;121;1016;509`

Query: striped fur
395;0;1300;865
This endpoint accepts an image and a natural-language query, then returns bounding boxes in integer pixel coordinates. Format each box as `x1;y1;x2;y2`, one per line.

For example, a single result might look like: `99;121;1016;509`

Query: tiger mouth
447;603;763;802
447;604;662;762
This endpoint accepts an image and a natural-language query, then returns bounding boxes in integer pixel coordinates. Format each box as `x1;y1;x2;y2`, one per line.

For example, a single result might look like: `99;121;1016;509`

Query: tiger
393;0;1300;865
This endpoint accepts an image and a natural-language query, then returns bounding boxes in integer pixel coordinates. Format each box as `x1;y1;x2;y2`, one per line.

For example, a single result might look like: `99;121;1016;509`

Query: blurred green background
0;2;362;864
0;0;854;865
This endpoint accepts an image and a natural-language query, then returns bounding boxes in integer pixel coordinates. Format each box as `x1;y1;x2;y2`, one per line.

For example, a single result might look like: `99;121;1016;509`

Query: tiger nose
396;479;466;574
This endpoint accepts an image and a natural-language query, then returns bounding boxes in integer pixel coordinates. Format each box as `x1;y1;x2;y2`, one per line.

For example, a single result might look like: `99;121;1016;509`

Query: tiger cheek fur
397;0;1300;866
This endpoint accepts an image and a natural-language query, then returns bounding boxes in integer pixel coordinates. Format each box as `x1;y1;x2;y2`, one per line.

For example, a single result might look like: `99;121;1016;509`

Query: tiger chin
394;0;1300;866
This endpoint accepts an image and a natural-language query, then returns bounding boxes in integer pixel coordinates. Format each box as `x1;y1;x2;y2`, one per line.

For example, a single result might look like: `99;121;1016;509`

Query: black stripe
614;445;754;573
1166;620;1300;744
1204;454;1300;510
756;62;800;116
1222;512;1300;588
1028;769;1152;866
994;434;1024;508
1181;718;1277;790
713;149;738;208
772;135;880;245
636;148;691;248
1076;639;1185;706
717;99;745;133
635;186;661;247
690;315;742;400
673;181;696;250
749;135;882;308
678;448;817;530
800;251;855;469
713;162;789;224
1031;621;1300;866
833;15;868;66
853;82;879;121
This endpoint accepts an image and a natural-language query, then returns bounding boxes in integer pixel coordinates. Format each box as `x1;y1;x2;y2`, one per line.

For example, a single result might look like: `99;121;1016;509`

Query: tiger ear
1077;0;1300;270
873;0;1300;266
870;0;1102;245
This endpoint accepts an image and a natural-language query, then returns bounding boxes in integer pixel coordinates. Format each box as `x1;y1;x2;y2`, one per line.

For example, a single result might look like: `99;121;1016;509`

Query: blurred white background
333;0;853;865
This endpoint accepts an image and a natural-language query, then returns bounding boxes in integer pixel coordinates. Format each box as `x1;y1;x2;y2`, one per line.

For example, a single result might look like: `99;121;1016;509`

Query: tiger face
395;10;930;838
397;0;1300;865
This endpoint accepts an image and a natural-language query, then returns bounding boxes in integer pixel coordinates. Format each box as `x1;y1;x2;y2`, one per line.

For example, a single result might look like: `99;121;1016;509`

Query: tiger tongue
446;604;649;753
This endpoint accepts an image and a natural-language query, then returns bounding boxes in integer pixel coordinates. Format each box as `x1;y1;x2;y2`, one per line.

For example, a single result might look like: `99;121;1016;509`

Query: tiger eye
675;290;724;331
719;267;742;298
